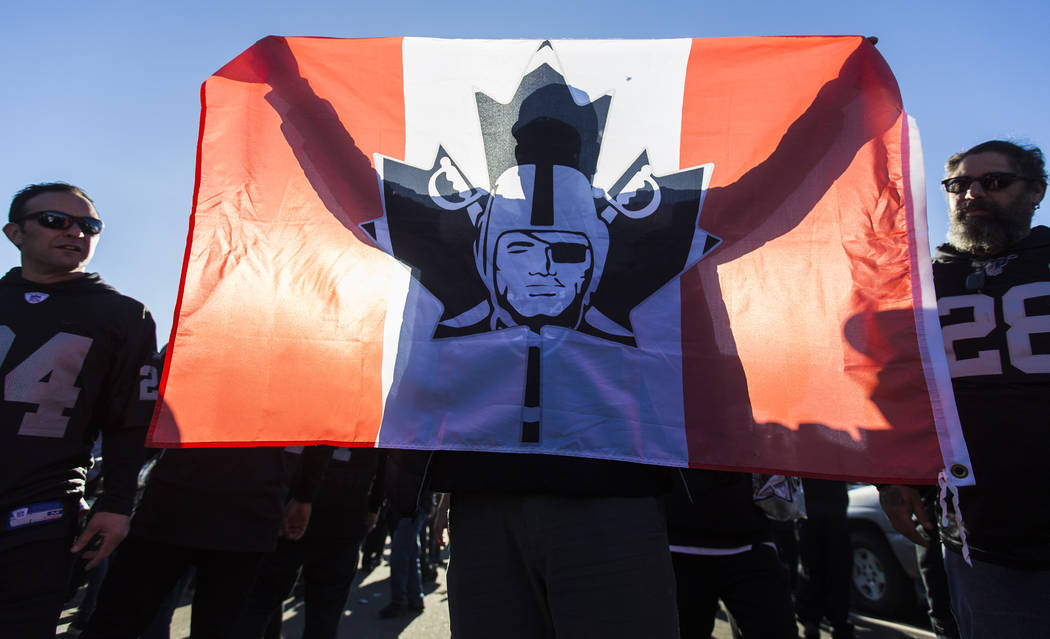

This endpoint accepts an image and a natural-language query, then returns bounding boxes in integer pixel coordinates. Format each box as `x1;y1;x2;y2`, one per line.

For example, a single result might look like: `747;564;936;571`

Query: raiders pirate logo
981;254;1016;277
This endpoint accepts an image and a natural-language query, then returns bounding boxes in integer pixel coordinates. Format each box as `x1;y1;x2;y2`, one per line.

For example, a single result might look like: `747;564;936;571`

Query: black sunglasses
941;172;1035;195
15;210;104;236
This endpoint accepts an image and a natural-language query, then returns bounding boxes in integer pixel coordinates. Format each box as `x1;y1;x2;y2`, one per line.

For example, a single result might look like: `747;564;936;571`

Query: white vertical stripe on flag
904;114;974;486
375;39;696;464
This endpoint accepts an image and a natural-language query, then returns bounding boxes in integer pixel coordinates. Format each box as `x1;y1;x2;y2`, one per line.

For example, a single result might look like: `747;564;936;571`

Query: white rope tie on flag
938;469;972;566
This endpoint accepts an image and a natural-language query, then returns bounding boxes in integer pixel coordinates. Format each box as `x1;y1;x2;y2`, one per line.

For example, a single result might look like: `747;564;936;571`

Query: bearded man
879;140;1050;639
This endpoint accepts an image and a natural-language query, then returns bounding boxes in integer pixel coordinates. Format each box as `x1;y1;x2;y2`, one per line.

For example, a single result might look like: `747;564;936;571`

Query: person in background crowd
377;453;432;619
0;183;158;638
880;140;1050;638
358;500;393;578
770;519;800;597
796;479;854;639
914;486;958;639
419;492;449;583
666;469;798;638
81;446;331;638
64;437;108;634
236;447;382;639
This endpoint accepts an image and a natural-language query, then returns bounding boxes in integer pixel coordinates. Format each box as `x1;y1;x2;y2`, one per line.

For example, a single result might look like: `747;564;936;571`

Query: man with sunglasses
0;183;157;637
879;141;1050;638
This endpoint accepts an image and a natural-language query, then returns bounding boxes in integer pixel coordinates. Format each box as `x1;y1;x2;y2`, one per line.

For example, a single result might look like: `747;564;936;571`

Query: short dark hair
945;140;1047;187
8;182;96;224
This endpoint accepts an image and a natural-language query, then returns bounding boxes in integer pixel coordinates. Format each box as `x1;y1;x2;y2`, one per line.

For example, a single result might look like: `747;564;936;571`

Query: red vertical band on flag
151;36;406;447
679;36;941;482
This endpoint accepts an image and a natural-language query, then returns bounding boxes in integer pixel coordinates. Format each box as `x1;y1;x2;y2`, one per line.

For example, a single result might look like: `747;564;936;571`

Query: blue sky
3;0;1048;344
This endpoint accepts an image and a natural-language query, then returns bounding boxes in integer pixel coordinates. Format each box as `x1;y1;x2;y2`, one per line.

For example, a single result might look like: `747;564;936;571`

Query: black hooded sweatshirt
0;268;156;547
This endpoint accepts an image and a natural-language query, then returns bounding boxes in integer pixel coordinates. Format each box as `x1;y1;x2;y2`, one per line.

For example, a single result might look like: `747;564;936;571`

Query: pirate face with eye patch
476;164;610;334
494;230;593;325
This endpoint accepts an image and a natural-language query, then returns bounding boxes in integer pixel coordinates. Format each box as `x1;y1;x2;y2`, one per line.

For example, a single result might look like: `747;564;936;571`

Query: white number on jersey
939;281;1050;377
139;365;160;401
0;326;93;438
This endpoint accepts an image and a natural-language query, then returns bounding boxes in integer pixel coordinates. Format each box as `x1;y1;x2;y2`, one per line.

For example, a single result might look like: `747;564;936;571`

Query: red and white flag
153;36;971;484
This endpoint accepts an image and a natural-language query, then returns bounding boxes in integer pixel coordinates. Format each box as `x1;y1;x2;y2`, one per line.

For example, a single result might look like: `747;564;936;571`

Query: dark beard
947;197;1034;255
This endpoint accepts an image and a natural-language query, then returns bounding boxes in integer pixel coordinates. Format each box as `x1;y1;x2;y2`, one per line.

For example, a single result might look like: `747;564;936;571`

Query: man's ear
1031;181;1047;208
3;222;23;249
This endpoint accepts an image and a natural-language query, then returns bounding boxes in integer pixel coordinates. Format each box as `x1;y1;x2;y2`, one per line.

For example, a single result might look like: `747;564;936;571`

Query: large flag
153;36;972;485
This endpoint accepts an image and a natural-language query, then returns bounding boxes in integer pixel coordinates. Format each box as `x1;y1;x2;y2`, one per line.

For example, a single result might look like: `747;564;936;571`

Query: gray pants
447;493;678;639
944;549;1050;639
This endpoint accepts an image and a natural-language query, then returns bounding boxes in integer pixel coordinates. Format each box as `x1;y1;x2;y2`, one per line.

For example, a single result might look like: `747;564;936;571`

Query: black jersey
934;226;1050;566
0;268;157;526
665;470;774;550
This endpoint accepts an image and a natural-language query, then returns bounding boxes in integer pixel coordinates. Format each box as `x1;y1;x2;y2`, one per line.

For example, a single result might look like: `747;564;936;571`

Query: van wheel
850;529;911;616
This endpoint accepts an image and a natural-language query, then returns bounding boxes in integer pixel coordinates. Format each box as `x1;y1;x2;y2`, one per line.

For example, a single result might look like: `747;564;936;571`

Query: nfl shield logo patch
25;292;49;304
